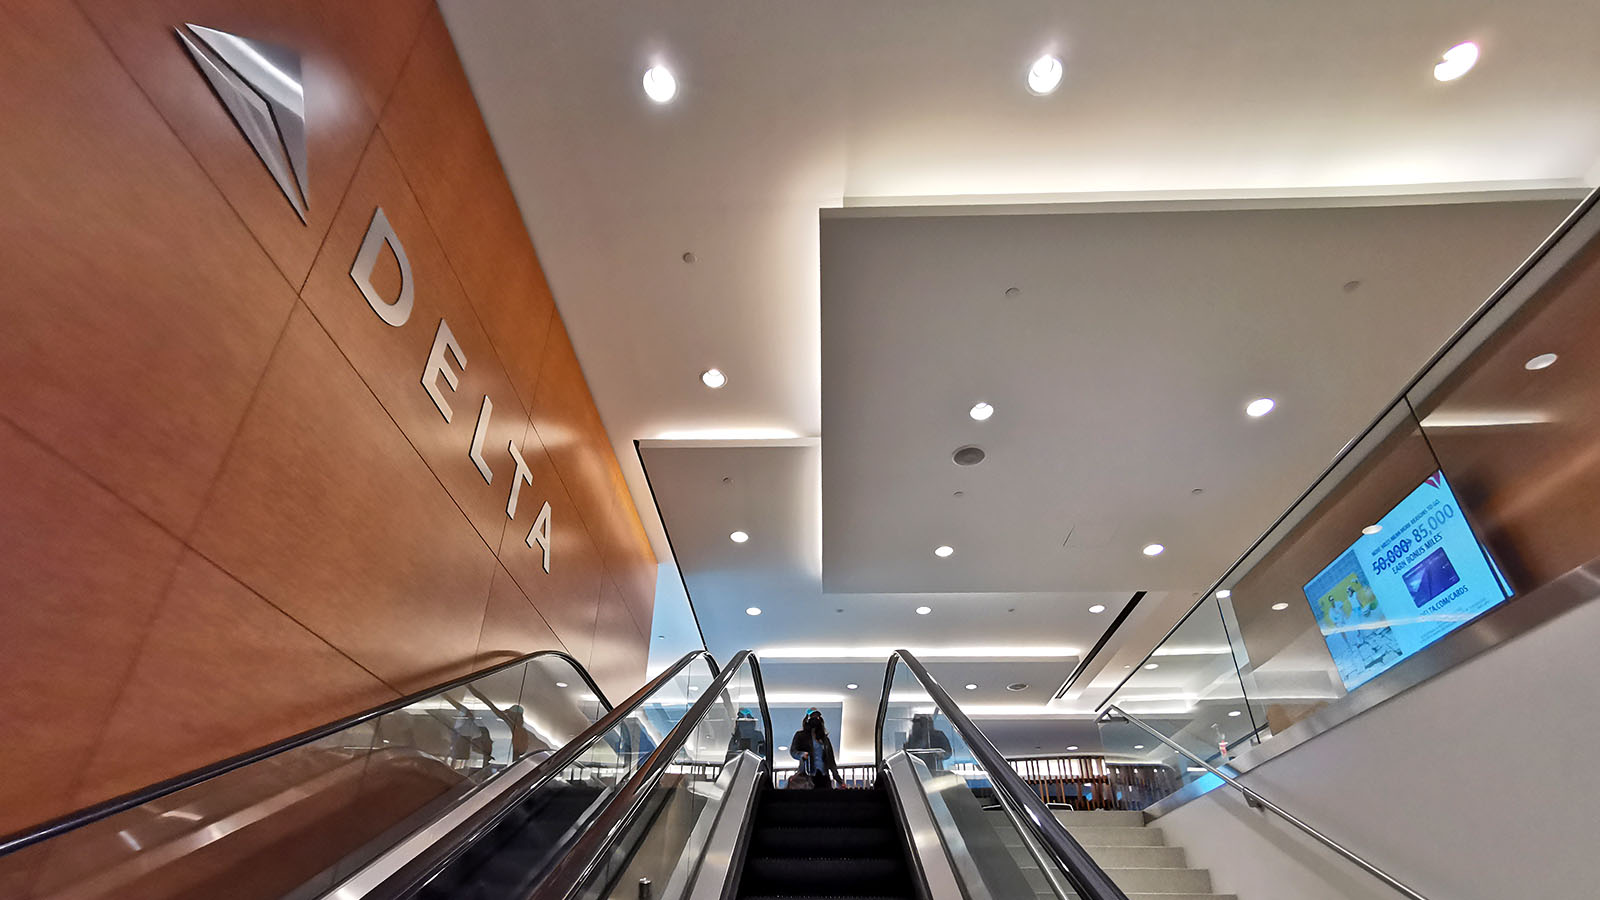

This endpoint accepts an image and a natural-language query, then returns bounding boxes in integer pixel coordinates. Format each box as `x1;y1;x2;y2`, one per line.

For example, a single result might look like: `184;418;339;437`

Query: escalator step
748;825;897;857
756;799;891;827
739;856;909;896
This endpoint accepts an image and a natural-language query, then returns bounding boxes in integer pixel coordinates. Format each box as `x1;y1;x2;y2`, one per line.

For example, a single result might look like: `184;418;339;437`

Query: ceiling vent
953;445;986;466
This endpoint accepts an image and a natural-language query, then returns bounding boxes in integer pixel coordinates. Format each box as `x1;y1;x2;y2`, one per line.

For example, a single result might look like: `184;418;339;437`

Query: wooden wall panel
590;577;651;704
0;0;656;838
74;0;431;288
0;419;184;835
190;304;498;693
0;0;296;534
475;564;564;669
72;552;399;806
379;6;556;414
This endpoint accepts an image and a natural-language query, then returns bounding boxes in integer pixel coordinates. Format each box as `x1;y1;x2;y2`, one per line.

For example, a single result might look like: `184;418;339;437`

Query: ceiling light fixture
1525;353;1558;371
1216;590;1232;599
953;445;986;466
1088;604;1106;614
1143;663;1160;670
642;64;677;102
1133;744;1145;750
1066;745;1079;751
1142;543;1165;557
969;401;994;421
1246;397;1276;418
1271;602;1290;611
555;682;568;688
1362;524;1383;535
1027;54;1063;95
965;683;978;690
934;545;954;558
730;530;749;543
1005;682;1029;692
745;606;761;616
846;683;859;690
915;606;932;616
1433;41;1479;82
1228;710;1243;717
700;368;726;389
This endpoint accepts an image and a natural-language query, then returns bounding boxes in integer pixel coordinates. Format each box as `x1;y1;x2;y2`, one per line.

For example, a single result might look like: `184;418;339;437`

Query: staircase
736;786;915;900
993;808;1234;900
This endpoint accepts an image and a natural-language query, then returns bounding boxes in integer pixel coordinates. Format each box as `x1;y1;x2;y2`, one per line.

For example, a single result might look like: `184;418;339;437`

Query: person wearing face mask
789;708;844;789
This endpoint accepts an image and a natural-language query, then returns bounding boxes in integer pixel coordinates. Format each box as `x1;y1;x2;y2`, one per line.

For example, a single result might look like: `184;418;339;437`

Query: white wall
1156;594;1600;900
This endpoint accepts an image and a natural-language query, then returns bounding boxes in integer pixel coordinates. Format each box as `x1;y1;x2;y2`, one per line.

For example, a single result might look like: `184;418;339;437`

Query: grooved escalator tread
749;825;898;857
736;787;914;900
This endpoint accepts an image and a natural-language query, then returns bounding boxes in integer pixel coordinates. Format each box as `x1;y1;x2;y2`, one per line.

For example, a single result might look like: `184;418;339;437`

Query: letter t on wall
421;318;466;422
506;440;534;518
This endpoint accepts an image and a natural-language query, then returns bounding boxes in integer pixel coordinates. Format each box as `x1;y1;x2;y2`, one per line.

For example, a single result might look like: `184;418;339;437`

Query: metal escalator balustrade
524;650;776;900
876;649;1132;900
330;649;725;899
0;649;617;900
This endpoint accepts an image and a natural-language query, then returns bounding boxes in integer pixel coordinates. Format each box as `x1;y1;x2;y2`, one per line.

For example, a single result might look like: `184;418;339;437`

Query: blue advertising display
1302;471;1510;691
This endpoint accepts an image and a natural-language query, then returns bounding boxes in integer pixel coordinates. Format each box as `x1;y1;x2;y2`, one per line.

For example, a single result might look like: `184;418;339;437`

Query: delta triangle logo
176;24;309;223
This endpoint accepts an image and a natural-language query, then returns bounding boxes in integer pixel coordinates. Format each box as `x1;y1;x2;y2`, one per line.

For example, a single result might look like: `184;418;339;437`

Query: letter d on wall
350;207;414;326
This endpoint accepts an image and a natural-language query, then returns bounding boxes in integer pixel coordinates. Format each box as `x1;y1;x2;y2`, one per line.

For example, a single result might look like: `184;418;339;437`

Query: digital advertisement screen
1302;471;1511;691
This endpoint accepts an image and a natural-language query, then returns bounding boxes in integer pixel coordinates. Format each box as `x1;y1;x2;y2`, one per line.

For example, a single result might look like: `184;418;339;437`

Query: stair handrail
327;649;725;898
525;649;776;900
876;650;1132;900
1101;705;1431;900
0;647;615;858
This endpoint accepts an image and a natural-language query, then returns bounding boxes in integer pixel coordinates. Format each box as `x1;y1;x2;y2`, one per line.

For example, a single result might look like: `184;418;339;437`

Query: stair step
1053;809;1147;827
1105;867;1213;893
750;825;898;857
1063;824;1167;846
1088;844;1187;868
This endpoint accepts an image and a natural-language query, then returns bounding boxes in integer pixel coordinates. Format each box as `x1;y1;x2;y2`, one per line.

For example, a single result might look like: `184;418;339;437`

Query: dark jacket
789;728;841;781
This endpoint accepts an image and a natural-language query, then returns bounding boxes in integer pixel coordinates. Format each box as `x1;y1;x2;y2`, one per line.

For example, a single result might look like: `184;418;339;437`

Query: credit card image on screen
1403;548;1461;608
1302;470;1511;692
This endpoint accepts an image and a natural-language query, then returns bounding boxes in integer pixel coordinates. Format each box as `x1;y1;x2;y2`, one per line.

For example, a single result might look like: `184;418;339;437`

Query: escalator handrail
875;649;1132;900
0;648;614;858
1101;706;1430;900
339;649;725;898
525;649;776;900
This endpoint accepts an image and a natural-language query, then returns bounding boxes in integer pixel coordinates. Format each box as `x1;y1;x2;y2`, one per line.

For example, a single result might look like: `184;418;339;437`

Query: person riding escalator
788;708;844;789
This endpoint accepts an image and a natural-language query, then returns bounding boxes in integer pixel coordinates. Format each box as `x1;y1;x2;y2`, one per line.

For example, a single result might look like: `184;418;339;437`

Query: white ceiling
441;0;1600;757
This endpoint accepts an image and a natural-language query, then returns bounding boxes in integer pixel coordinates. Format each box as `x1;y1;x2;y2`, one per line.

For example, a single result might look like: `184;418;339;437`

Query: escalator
0;648;1131;900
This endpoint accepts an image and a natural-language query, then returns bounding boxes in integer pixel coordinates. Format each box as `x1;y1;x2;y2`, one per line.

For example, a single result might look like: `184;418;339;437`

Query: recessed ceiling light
1066;745;1079;751
689;685;699;692
1272;602;1290;611
745;606;761;616
965;683;978;690
915;606;932;615
953;445;986;466
1362;524;1383;536
969;401;994;421
1228;710;1242;717
555;681;568;688
730;530;749;543
1088;604;1106;614
1027;54;1063;95
1246;397;1276;418
1525;353;1558;371
700;368;726;388
642;64;677;102
1006;682;1029;692
846;683;859;690
1133;744;1145;750
934;545;954;558
1216;590;1232;599
1143;663;1160;670
1142;543;1165;557
1433;41;1479;82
